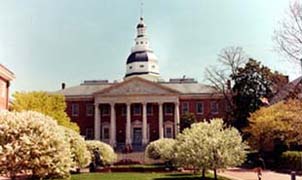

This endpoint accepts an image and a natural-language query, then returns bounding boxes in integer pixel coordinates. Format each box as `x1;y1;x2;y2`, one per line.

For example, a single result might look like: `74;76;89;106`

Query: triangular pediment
94;77;179;96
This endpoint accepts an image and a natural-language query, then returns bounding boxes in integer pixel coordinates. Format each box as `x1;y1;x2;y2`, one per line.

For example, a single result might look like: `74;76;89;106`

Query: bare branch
274;0;302;63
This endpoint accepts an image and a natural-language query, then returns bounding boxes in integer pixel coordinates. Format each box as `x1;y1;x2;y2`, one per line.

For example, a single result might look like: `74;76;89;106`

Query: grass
70;172;230;180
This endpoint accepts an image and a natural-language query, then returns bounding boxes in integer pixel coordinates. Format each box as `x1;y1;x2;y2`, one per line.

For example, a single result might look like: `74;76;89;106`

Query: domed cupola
125;17;160;81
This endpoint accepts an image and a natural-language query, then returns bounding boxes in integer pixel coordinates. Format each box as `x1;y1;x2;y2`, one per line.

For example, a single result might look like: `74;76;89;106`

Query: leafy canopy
246;99;302;151
12;91;79;132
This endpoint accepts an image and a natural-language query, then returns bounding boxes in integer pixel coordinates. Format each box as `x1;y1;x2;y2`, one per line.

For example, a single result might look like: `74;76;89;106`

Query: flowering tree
62;127;91;170
175;119;247;180
145;138;176;162
0;111;72;179
85;140;117;165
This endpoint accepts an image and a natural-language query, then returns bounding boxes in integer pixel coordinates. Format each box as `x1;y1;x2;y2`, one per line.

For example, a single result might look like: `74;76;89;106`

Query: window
71;103;79;117
103;127;110;140
165;127;173;138
140;41;143;44
211;101;219;114
133;104;141;115
164;104;173;115
129;66;133;69
147;104;153;115
181;102;189;114
196;102;204;114
86;104;94;116
85;128;94;140
140;65;144;68
164;122;174;138
101;105;109;116
121;105;126;116
152;65;156;69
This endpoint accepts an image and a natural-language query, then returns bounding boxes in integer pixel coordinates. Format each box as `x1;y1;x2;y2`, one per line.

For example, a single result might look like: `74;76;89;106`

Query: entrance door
132;128;142;145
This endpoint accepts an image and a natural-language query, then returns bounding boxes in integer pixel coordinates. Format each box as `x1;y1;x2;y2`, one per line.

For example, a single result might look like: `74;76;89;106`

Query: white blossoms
0;111;92;179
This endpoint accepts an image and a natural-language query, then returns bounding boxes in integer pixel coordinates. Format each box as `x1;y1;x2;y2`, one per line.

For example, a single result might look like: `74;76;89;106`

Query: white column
126;103;132;145
158;102;164;139
174;102;180;136
94;104;101;140
110;103;116;147
142;102;148;145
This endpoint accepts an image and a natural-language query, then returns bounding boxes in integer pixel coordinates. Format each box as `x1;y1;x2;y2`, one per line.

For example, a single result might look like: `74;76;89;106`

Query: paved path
218;168;302;180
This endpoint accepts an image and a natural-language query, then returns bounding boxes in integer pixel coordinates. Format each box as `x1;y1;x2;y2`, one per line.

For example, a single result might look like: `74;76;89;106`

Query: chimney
61;82;66;90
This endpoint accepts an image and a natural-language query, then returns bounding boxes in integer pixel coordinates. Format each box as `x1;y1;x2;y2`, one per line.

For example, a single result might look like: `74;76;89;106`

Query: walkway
218;168;302;180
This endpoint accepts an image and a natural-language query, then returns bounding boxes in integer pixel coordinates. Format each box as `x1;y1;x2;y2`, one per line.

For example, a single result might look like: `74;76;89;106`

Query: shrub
86;140;117;165
0;111;72;179
145;138;176;162
62;127;91;170
280;151;302;170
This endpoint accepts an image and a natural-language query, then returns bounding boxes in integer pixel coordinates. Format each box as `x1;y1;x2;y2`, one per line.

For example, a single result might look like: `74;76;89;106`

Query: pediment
95;77;179;96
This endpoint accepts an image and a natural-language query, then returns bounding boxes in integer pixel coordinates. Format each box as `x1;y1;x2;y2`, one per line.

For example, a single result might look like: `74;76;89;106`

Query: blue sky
0;0;299;94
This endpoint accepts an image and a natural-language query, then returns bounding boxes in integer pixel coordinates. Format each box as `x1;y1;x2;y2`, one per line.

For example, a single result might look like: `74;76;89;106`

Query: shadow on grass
153;173;215;180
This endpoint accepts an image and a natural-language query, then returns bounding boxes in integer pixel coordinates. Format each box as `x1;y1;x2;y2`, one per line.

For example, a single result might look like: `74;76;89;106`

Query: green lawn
70;173;229;180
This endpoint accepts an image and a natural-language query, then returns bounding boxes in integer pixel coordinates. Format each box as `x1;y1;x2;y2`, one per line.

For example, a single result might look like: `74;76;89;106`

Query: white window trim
164;121;174;138
86;104;94;117
147;105;153;116
71;103;79;117
181;102;189;114
133;104;141;116
102;123;110;142
85;128;94;140
101;105;110;116
164;104;173;116
211;101;219;114
196;102;204;115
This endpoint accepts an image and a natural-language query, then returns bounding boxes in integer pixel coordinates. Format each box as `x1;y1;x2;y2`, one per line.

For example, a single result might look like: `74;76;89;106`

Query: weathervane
140;0;144;20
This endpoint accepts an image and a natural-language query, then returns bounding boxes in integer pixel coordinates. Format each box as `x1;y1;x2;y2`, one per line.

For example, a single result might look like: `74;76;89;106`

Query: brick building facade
0;64;15;110
56;17;226;149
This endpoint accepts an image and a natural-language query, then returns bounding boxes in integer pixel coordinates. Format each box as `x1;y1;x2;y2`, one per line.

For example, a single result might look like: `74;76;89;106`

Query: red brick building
0;64;15;110
56;17;225;150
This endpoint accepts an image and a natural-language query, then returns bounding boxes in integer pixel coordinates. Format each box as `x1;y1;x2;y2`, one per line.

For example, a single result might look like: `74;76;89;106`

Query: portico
93;77;180;148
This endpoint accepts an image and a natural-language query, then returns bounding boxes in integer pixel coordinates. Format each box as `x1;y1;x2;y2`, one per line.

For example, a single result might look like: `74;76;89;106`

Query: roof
126;50;155;64
54;79;219;98
54;83;113;98
161;82;218;94
0;64;15;81
270;76;302;104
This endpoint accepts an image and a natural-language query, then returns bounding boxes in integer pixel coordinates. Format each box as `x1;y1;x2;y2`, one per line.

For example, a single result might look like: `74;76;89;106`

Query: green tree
246;99;302;152
232;59;288;129
180;112;197;132
12;91;79;132
175;119;247;180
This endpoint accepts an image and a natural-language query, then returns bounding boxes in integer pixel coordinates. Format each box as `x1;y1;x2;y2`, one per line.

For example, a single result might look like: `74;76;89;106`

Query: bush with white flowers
175;119;247;180
62;127;91;170
85;140;117;165
0;111;72;179
145;138;176;162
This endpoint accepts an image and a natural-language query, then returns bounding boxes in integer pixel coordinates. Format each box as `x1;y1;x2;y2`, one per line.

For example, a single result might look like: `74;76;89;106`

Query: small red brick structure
0;64;15;110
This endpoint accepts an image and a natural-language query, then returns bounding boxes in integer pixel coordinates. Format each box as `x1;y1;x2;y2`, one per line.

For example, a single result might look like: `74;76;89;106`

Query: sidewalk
218;168;302;180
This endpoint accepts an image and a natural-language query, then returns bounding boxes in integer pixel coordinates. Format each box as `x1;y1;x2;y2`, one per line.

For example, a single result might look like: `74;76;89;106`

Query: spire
140;0;144;20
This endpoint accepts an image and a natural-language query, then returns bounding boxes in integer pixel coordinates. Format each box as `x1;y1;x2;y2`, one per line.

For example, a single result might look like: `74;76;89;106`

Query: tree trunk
201;168;206;179
214;168;217;180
